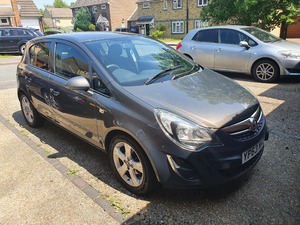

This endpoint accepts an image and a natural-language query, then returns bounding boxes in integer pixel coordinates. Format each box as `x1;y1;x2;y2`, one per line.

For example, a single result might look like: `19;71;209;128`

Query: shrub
88;24;96;31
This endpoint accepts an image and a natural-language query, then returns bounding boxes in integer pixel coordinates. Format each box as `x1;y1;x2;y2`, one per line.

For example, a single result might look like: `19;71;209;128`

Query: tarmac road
0;59;299;224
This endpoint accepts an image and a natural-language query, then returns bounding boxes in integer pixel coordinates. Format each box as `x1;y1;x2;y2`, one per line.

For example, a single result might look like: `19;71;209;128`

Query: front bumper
280;58;300;76
145;120;269;189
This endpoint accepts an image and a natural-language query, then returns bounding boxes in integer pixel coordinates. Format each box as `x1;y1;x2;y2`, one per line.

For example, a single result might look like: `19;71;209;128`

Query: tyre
19;44;26;54
20;94;44;127
252;59;279;83
109;135;158;195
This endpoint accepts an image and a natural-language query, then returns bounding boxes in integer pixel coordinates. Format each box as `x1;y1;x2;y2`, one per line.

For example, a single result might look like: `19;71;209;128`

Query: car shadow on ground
11;109;253;213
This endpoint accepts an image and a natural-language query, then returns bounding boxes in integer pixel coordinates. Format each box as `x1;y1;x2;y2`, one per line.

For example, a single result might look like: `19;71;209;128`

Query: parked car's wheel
20;94;44;127
109;135;157;195
252;59;279;83
19;44;26;54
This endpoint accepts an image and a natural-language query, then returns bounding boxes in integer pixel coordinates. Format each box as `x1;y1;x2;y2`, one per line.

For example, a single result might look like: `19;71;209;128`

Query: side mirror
65;76;90;91
239;41;250;50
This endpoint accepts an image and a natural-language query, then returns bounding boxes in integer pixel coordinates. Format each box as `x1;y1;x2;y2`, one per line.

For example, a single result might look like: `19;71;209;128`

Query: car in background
17;32;268;195
115;28;131;32
177;26;300;83
44;30;65;35
0;27;43;54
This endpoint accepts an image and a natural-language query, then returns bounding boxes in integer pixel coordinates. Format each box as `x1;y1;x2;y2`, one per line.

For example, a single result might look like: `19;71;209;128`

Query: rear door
0;29;20;52
188;29;218;68
48;41;99;145
22;41;55;119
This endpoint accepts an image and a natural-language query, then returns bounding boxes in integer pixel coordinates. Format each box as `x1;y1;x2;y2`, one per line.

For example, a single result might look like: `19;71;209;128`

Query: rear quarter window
29;42;51;71
192;29;218;43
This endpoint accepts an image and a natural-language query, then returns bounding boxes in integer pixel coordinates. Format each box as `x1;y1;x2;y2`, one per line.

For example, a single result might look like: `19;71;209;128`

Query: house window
143;3;150;9
0;18;9;25
92;6;98;14
194;20;209;28
74;8;78;14
198;0;208;6
173;0;182;9
163;0;168;10
101;4;106;9
172;21;184;34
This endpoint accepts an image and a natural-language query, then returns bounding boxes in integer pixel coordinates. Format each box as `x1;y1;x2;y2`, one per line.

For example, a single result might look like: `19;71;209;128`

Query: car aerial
176;25;300;83
0;27;43;54
17;32;269;195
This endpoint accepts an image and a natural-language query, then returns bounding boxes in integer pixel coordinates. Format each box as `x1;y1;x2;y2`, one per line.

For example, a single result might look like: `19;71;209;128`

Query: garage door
287;17;300;38
20;18;41;30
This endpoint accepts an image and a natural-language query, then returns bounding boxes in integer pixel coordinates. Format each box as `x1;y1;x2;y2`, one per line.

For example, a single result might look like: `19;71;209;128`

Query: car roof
33;31;139;43
0;27;38;31
191;25;256;32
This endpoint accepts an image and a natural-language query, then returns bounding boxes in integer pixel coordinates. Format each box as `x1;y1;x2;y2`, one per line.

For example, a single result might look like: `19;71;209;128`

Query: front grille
222;107;264;141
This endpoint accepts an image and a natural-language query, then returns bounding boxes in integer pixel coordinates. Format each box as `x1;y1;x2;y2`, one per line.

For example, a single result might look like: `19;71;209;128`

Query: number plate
242;139;264;164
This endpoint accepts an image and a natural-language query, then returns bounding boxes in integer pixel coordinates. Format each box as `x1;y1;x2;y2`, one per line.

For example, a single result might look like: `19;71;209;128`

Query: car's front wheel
20;94;44;127
252;59;279;83
109;135;158;195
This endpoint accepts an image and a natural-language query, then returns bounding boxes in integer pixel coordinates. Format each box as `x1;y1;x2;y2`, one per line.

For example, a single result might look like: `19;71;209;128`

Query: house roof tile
16;0;41;17
71;0;108;8
45;8;73;18
0;7;14;17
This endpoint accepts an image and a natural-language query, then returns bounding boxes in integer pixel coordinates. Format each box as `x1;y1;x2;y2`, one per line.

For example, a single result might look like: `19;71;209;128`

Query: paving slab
0;120;118;224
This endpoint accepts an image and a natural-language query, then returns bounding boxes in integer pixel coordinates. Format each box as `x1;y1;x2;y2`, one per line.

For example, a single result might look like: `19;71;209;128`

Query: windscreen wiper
145;65;183;85
173;64;201;80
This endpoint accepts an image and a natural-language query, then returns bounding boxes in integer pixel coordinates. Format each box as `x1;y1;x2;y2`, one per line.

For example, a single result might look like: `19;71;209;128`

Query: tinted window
29;42;51;71
220;29;241;45
55;43;89;79
192;29;218;43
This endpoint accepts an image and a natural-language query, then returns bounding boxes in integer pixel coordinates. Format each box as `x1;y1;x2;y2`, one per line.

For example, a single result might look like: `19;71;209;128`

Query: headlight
279;51;300;59
154;109;221;151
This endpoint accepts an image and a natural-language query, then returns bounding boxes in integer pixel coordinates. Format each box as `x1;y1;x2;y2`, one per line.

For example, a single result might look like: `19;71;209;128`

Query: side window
18;29;32;36
192;29;218;43
220;29;241;45
92;68;110;95
55;43;90;80
29;42;51;71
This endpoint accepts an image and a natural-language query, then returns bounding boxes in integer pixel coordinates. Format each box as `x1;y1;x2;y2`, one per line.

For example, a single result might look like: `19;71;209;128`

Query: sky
33;0;74;10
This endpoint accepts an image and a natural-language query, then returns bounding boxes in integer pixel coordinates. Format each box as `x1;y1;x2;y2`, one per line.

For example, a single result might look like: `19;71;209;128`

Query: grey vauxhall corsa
17;32;269;195
177;26;300;83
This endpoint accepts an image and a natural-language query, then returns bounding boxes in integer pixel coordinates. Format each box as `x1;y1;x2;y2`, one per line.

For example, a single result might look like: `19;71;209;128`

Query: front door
214;29;251;72
48;41;99;145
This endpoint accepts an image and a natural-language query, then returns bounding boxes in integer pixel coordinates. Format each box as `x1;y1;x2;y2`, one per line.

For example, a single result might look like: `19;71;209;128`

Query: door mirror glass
65;76;90;91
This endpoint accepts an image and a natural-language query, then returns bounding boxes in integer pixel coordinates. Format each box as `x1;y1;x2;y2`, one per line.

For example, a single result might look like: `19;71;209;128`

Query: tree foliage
74;7;92;31
201;0;300;39
53;0;69;8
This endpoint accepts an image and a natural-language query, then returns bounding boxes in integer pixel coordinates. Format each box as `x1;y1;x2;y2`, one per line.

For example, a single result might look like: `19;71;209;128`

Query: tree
53;0;69;8
74;7;92;31
201;0;300;39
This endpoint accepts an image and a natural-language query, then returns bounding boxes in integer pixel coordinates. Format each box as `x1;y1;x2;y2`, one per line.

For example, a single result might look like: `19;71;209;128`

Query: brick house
129;0;209;38
71;0;137;31
0;0;42;30
43;8;73;29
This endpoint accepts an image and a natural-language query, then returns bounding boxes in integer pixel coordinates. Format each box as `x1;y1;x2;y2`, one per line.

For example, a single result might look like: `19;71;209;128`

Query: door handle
25;76;32;82
217;48;222;52
50;88;60;96
191;46;196;50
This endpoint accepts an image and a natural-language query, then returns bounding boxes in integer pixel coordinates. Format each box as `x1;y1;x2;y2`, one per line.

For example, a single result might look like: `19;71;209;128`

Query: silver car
177;26;300;82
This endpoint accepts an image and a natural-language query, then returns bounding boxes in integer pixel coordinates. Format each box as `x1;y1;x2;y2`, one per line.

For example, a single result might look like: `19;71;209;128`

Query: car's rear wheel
109;135;157;195
252;59;279;83
20;94;44;127
19;44;26;54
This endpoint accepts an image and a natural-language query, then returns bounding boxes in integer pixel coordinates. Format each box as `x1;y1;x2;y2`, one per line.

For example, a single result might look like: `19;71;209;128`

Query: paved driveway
0;61;299;224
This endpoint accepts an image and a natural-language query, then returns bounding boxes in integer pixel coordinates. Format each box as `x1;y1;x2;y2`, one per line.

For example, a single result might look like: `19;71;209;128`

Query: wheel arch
104;129;160;181
251;57;280;76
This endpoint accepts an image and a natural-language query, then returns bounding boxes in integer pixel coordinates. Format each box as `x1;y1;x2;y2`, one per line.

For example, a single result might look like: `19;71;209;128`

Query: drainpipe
186;0;189;34
11;0;21;26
